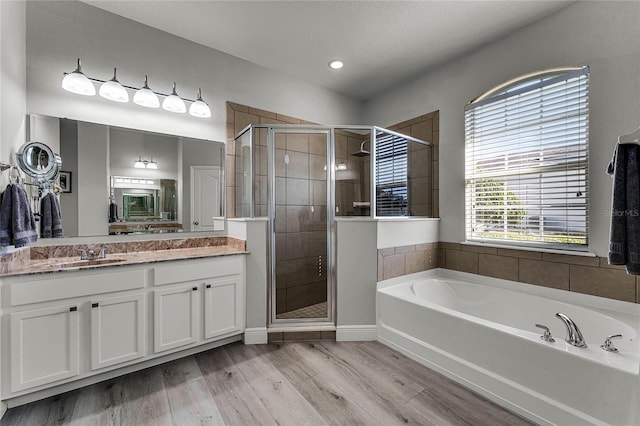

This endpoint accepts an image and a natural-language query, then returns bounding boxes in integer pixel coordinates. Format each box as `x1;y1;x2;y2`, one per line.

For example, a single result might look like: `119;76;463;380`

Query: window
376;133;408;216
465;67;589;250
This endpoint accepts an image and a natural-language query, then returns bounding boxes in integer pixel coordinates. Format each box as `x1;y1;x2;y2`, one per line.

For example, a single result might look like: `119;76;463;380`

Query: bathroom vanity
0;238;247;407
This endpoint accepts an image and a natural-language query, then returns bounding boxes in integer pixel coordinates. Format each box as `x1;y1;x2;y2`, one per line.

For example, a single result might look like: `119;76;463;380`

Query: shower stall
233;125;431;328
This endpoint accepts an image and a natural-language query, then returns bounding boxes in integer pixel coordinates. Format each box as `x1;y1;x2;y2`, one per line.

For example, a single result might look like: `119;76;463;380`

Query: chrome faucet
555;312;587;348
79;248;106;260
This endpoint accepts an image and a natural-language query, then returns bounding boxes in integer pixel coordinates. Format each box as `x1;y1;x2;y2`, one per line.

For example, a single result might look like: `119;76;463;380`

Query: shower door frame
268;126;336;329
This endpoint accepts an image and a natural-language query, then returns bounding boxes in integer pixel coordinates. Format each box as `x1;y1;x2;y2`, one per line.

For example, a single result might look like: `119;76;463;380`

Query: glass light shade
133;75;159;108
61;58;96;96
329;59;344;70
162;82;186;113
99;68;129;103
188;89;211;118
146;160;158;169
134;157;146;168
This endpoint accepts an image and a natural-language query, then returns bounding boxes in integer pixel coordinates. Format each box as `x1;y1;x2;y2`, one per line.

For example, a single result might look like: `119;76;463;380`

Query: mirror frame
16;141;61;181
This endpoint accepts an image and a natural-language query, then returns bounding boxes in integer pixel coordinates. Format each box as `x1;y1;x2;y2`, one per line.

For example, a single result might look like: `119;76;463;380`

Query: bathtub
376;268;640;426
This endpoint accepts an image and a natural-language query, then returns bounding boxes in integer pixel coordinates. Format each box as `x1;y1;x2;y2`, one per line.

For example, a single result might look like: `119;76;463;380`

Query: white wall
25;1;361;144
0;1;26;190
363;1;640;257
377;218;440;249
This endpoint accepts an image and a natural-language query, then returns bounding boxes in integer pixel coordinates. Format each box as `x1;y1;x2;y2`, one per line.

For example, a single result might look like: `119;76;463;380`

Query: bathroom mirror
16;141;61;181
30;114;225;237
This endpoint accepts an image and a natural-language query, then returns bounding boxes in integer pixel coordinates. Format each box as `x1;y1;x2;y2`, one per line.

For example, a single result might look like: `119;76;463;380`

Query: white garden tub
377;268;640;426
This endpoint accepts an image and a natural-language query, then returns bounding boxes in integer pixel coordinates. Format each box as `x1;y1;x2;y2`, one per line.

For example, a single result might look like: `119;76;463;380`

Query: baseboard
336;325;377;341
243;327;268;344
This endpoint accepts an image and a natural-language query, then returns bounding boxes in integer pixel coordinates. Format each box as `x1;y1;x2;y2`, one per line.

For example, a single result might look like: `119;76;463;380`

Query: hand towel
40;194;53;238
11;184;38;248
607;143;640;274
0;185;13;247
109;201;119;223
50;193;64;238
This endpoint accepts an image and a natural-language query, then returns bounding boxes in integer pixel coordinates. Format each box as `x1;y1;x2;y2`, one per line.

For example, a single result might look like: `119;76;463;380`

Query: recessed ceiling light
329;59;344;70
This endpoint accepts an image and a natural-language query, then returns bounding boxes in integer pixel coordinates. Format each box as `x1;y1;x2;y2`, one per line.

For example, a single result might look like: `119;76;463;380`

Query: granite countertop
0;236;248;277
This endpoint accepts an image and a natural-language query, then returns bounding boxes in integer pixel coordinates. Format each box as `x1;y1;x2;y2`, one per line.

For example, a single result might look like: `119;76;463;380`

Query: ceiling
84;1;572;101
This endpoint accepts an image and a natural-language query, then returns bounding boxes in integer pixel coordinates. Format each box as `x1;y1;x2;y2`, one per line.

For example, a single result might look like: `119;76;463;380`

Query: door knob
193;221;199;225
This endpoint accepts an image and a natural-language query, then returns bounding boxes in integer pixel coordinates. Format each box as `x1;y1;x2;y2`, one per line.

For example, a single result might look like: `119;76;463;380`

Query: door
269;129;333;324
203;275;244;339
90;293;145;370
153;284;199;353
191;166;222;231
10;304;80;392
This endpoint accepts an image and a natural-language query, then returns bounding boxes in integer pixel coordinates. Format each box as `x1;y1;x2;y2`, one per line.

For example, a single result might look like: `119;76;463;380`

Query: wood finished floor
0;341;533;426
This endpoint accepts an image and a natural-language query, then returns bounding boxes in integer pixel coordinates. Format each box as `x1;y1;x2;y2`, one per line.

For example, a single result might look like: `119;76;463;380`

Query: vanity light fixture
133;75;160;108
188;89;212;118
133;156;158;169
61;58;212;118
99;68;129;103
61;58;96;96
162;82;187;113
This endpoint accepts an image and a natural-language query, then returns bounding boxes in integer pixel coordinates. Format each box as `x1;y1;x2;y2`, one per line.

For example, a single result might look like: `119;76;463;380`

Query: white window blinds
376;134;408;216
464;67;589;249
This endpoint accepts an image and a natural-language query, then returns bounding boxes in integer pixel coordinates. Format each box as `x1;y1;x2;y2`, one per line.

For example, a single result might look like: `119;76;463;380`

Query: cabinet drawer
152;256;242;286
10;269;145;306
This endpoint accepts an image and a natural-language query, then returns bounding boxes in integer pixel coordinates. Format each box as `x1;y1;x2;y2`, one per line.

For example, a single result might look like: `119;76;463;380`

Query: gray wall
363;1;640;257
77;122;109;236
60;119;78;236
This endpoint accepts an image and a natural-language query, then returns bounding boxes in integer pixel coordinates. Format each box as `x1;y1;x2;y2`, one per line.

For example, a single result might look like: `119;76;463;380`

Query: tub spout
555;312;587;348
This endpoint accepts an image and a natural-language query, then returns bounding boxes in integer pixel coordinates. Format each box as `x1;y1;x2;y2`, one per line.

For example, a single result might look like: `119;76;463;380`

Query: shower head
351;140;370;157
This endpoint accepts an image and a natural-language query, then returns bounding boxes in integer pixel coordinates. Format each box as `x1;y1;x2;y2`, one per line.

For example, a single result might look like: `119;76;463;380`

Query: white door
90;293;145;370
153;284;199;353
10;304;80;392
191;166;222;232
204;275;244;340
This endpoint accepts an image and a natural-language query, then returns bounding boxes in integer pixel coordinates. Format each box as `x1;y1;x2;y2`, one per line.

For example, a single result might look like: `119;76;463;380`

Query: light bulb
133;75;159;108
188;88;211;118
99;68;129;103
328;59;344;70
134;157;146;168
162;82;186;113
61;58;96;96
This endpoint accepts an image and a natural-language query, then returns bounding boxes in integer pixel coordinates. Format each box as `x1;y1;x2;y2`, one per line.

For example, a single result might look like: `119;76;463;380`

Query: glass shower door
269;129;333;324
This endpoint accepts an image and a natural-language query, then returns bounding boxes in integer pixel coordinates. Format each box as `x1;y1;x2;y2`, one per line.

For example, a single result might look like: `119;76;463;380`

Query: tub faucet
555;312;587;348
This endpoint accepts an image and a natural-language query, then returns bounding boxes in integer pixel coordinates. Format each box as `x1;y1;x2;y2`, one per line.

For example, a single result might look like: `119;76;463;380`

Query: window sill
461;241;596;257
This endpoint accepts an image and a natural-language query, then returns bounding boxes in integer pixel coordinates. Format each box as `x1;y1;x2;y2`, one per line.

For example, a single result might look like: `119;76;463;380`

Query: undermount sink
55;257;127;269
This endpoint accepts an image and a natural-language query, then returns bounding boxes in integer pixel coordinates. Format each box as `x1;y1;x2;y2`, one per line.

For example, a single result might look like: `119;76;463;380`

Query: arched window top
470;66;587;105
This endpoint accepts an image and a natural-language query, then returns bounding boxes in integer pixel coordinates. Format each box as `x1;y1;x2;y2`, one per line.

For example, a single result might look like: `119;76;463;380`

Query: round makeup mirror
16;141;62;181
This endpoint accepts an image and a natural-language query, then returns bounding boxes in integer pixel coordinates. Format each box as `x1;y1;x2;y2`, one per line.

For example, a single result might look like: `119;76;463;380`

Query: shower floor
277;301;327;319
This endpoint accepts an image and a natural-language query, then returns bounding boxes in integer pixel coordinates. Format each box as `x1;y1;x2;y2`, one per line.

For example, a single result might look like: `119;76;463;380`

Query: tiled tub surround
440;242;640;304
0;236;247;276
377;242;439;281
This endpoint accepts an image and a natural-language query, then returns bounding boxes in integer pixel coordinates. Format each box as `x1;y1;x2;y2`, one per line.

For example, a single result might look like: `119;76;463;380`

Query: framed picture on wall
59;171;72;193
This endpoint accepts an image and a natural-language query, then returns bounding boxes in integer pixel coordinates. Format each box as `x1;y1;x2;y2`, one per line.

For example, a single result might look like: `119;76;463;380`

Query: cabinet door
10;304;80;392
204;275;244;340
153;285;199;353
90;293;145;370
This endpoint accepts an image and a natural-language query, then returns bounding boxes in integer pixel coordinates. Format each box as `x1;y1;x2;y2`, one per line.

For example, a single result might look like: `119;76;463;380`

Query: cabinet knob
192;287;198;291
70;306;77;312
206;284;211;289
91;302;99;308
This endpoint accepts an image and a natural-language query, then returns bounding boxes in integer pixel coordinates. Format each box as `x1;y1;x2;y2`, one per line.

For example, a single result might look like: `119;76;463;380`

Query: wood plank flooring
0;341;533;426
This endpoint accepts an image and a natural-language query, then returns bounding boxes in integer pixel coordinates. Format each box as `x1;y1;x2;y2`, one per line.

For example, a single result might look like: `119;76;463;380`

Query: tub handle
600;334;623;353
535;324;555;342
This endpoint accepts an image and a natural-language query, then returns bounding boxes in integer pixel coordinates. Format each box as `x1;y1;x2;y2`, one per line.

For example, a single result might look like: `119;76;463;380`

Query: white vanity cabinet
1;254;246;404
9;304;80;393
153;284;199;353
90;293;145;370
152;256;245;351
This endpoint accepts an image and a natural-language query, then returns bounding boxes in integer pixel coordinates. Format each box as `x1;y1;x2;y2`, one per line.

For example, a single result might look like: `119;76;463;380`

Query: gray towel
50;193;63;238
10;184;38;248
41;194;52;238
109;201;118;223
607;143;640;274
40;193;64;238
0;186;13;246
